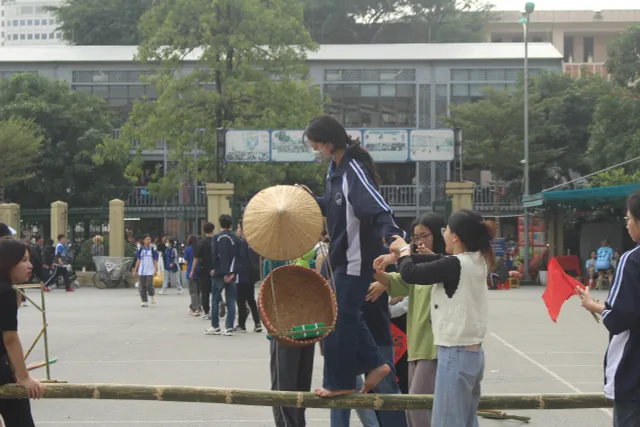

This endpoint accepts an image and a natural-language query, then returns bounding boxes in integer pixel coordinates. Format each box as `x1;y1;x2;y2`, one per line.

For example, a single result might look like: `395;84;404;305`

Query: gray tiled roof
0;43;561;63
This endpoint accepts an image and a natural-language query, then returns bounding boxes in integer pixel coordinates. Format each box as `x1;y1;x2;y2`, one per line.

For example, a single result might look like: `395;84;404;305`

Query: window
12;34;17;40
34;33;39;39
34;19;39;26
583;37;595;62
36;6;47;13
532;36;543;42
323;83;416;127
49;32;54;39
56;32;61;39
323;69;416;82
435;85;448;127
491;34;503;42
20;6;33;14
27;19;32;25
12;20;17;26
19;33;25;40
41;33;46;39
27;33;32;39
20;20;25;25
49;19;54;25
564;36;574;62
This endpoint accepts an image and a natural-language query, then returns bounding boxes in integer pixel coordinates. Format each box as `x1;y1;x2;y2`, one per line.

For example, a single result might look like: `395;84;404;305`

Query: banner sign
224;128;455;163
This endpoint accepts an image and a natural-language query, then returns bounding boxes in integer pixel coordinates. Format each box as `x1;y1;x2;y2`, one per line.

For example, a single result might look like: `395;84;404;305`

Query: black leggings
0;398;35;427
236;282;261;328
198;276;211;315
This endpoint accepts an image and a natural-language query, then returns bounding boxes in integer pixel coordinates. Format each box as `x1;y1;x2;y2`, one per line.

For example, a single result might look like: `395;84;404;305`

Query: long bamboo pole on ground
0;384;612;411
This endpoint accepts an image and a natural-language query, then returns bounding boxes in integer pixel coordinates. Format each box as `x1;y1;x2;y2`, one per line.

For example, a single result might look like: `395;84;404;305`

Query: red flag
542;257;586;322
390;323;408;364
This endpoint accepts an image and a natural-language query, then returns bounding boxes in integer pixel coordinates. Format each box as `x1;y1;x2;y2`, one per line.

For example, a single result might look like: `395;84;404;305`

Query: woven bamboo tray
259;265;337;347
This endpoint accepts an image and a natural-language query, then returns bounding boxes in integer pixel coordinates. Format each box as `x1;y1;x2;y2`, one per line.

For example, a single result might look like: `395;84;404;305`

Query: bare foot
314;387;356;398
362;364;391;393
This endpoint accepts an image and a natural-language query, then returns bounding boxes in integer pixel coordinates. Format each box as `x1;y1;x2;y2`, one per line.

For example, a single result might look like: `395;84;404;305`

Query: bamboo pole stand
0;383;612;411
14;283;52;380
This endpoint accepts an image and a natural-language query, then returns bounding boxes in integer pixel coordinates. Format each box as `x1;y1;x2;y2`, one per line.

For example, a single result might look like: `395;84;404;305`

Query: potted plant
538;252;549;286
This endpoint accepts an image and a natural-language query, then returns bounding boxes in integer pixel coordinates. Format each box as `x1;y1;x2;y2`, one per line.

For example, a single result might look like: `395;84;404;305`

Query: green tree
0;74;130;208
589;168;640;188
50;0;155;45
96;0;325;199
606;24;640;90
0;118;43;202
588;86;640;169
449;72;609;192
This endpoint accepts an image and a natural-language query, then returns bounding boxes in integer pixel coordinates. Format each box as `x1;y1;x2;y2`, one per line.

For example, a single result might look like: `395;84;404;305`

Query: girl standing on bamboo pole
0;238;44;426
376;210;493;427
368;213;446;427
577;191;640;427
300;114;407;398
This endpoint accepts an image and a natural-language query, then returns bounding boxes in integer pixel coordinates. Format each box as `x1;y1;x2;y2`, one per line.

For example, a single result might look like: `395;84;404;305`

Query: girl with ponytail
301;114;407;398
378;209;493;427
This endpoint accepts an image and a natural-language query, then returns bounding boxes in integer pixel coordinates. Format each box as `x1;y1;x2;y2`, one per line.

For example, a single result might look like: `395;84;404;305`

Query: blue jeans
614;401;640;427
432;346;484;427
211;277;236;330
323;272;388;390
330;376;379;427
331;346;408;427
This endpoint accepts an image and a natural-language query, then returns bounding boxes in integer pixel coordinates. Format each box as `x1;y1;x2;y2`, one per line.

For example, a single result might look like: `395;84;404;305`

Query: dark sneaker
254;325;263;333
234;326;247;333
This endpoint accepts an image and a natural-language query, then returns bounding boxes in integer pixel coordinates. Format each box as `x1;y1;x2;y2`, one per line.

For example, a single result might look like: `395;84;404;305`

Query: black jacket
43;246;54;266
211;230;242;278
195;236;214;277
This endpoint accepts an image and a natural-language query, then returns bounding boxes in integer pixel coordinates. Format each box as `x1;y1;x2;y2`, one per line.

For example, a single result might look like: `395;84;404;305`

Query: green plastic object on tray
266;322;328;341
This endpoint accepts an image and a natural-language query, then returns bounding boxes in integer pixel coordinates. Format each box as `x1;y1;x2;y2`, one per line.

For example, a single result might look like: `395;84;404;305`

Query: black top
195;236;214;276
235;239;252;284
398;253;462;298
0;282;18;360
211;230;242;278
43;245;54;266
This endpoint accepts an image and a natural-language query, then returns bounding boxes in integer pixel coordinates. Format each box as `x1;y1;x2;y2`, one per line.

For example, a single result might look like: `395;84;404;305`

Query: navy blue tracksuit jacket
316;151;406;277
602;244;640;403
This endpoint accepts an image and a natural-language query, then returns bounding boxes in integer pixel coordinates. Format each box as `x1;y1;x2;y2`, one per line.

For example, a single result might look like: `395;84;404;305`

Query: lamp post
519;1;535;280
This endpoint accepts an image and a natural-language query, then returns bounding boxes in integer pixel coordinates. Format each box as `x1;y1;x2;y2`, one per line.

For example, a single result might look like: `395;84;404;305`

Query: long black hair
448;209;495;272
304;114;381;186
0;239;29;283
411;213;446;255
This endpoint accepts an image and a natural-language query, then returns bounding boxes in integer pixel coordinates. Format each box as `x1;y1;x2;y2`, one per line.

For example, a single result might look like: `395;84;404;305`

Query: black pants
198;276;211;315
270;340;315;427
614;400;640;427
44;265;70;290
0;398;35;427
236;282;261;328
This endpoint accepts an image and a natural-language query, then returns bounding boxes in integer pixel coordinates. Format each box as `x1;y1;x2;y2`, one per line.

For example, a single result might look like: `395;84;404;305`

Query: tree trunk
0;384;613;411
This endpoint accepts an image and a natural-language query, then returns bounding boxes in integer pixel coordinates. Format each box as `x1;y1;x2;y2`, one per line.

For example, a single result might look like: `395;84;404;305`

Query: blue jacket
316;151;406;277
602;244;640;403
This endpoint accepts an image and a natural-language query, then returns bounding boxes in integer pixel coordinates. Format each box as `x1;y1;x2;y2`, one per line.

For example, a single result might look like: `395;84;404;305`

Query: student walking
133;235;158;307
184;235;200;315
302;114;406;397
159;238;182;295
235;223;262;333
44;234;74;292
0;238;45;426
206;215;241;336
192;223;215;319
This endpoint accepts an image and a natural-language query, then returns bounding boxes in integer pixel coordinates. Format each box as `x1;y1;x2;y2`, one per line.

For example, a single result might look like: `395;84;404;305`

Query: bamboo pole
0;384;612;411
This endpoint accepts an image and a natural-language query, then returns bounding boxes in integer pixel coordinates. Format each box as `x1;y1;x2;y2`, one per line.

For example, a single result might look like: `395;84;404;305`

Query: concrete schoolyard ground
17;285;613;427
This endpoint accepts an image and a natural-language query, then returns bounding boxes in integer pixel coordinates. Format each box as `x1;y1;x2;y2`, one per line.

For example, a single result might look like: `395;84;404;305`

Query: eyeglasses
412;233;433;244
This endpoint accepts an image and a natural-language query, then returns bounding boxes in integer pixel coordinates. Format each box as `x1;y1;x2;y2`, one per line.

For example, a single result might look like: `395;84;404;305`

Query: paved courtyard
17;285;613;427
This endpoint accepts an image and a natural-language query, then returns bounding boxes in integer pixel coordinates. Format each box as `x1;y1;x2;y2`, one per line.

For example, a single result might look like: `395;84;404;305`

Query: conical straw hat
243;185;323;261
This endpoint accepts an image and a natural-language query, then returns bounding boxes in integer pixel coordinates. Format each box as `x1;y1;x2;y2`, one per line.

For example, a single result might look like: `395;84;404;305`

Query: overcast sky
491;0;638;10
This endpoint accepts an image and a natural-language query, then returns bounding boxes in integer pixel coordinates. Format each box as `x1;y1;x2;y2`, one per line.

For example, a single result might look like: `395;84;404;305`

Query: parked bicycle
93;258;134;289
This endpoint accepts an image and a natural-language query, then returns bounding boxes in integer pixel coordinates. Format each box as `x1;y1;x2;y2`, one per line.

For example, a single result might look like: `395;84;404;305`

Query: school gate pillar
0;203;20;235
445;182;475;212
206;183;234;228
109;199;125;257
50;201;68;241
